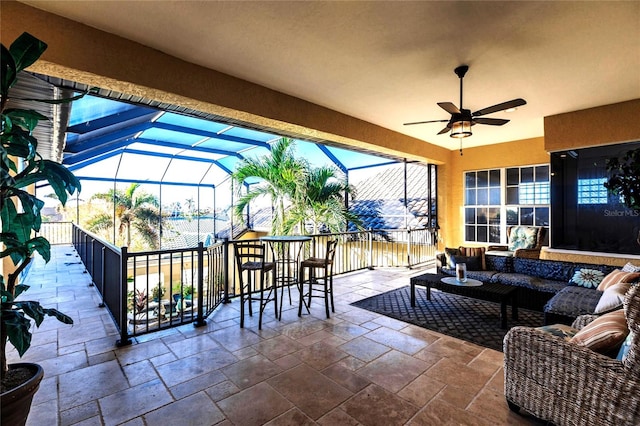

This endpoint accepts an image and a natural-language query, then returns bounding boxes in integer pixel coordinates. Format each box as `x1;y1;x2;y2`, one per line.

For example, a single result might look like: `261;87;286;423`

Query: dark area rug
351;286;544;351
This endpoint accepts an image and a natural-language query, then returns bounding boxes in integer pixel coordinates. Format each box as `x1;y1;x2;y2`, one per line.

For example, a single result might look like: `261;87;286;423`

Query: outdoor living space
10;244;541;426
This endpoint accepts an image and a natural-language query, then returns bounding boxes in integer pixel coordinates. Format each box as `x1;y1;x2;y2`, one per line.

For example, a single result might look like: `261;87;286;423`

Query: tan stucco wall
441;137;549;248
544;99;640;152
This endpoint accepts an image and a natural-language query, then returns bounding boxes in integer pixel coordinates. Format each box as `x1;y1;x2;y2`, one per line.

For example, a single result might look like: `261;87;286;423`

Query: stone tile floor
8;245;543;425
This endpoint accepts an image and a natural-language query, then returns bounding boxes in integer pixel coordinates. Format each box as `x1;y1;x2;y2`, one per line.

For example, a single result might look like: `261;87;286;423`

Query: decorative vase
456;263;467;283
1;363;44;426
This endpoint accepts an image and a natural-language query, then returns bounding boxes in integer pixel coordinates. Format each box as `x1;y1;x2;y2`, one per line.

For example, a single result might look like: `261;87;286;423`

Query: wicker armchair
504;284;640;425
487;225;547;259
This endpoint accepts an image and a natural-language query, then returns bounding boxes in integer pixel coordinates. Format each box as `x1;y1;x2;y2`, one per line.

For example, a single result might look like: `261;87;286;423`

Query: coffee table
410;273;518;329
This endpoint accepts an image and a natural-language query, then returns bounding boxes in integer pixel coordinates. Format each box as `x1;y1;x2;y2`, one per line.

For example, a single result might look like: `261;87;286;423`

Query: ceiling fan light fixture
450;120;472;138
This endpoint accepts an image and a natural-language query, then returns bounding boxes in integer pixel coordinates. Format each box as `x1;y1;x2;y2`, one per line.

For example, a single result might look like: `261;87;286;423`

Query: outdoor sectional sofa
436;250;632;324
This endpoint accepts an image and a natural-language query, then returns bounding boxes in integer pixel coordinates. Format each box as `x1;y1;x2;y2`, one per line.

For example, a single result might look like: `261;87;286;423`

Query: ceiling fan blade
437;125;451;135
437;102;460;115
403;119;449;126
472;98;526;117
473;117;510;126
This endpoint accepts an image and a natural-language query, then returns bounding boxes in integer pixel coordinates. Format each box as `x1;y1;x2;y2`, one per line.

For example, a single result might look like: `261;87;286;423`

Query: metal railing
45;222;437;343
70;224;218;344
37;221;74;245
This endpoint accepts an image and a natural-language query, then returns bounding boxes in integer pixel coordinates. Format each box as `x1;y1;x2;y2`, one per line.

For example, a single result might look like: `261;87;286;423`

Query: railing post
117;247;132;347
223;238;230;304
406;229;412;269
98;246;106;308
195;242;206;327
89;238;95;286
368;228;373;270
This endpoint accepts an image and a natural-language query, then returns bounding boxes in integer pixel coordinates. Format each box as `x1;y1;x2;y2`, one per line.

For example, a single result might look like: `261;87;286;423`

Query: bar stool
233;241;276;329
298;239;338;318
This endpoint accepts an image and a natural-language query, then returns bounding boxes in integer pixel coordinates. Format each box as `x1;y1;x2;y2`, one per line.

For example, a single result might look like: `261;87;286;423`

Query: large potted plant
1;33;81;425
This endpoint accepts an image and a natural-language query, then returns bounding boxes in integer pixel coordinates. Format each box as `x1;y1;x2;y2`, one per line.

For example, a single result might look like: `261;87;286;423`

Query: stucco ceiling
20;1;640;151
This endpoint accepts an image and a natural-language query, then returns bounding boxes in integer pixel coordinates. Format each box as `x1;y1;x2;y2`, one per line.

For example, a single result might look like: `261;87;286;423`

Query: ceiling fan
404;65;526;154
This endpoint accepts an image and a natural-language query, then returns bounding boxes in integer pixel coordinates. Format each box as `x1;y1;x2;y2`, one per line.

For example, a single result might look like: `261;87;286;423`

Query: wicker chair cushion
537;323;577;341
569;268;606;289
596;269;640;291
617;331;634;361
594;282;633;314
490;272;566;293
544;286;603;318
508;226;538;251
570;309;629;354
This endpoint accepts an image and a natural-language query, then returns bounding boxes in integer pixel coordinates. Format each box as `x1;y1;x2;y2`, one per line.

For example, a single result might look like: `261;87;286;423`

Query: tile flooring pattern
8;245;542;425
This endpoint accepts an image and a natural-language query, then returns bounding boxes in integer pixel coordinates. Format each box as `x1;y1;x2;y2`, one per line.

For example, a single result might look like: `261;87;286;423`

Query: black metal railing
51;222;437;342
70;224;221;343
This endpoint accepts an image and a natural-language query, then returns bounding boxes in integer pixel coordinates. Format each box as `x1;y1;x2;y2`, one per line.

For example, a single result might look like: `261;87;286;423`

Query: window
464;165;550;244
505;165;550;228
577;177;608;204
464;169;501;243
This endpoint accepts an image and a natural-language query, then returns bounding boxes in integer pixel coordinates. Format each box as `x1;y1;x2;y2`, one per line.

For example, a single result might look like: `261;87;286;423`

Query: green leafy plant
605;148;640;212
151;284;165;302
1;33;81;385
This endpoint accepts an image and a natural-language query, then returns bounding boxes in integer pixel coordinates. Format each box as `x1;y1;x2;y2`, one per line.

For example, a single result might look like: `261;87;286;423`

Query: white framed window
464;164;550;244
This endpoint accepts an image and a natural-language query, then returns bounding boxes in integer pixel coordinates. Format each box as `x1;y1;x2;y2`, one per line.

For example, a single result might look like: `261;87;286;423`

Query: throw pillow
537;324;578;341
507;226;538;251
622;262;640;273
616;331;634;361
594;282;632;314
596;269;640;291
444;247;461;269
569;268;606;289
570;309;629;354
449;254;482;271
459;246;486;270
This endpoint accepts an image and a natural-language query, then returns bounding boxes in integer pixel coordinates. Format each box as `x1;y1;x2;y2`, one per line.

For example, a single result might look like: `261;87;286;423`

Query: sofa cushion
492;272;566;293
594;282;632;314
512;257;574;281
569;268;606;289
570;309;629;354
485;254;512;273
544;286;603;318
444;247;460;268
440;267;497;283
449;254;482;271
459;247;486;270
596;269;640;291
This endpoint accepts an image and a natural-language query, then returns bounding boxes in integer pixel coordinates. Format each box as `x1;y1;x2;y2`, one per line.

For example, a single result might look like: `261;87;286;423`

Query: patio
10;244;540;425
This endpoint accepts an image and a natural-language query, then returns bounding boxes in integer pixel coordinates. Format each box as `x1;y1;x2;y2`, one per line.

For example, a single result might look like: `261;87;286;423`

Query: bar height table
260;235;312;319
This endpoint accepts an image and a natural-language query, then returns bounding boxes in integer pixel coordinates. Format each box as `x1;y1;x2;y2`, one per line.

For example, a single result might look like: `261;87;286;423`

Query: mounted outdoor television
550;141;640;256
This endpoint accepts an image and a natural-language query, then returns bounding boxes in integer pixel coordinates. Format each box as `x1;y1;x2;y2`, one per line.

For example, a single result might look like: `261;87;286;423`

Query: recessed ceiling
20;1;640;150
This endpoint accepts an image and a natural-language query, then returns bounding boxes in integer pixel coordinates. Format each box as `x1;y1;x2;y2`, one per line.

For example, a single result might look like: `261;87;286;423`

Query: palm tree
88;183;163;249
286;166;362;234
232;138;307;235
